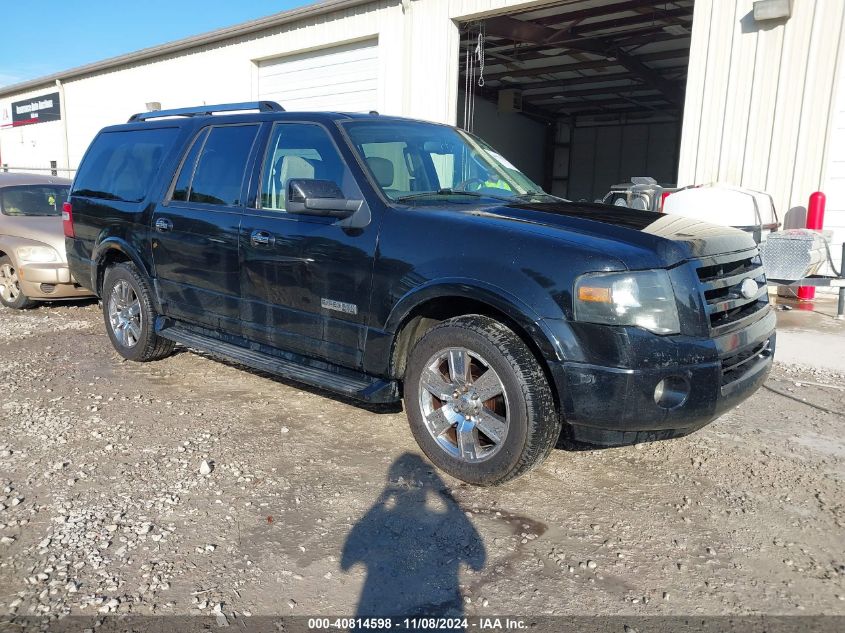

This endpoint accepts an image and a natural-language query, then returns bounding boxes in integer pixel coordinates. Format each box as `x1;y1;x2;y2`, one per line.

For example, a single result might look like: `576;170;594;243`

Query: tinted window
260;123;359;212
72;128;177;202
188;125;258;207
0;185;69;217
171;128;209;202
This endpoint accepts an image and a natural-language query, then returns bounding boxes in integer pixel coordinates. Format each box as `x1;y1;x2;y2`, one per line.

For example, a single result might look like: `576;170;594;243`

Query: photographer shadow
342;453;486;618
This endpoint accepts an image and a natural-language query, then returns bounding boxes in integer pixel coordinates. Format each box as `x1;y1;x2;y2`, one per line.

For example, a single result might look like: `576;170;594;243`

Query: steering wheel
453;177;485;192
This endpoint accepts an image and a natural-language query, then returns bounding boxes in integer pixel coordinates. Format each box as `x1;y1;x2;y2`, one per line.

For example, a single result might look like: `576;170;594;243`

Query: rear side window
72;128;177;203
172;125;258;207
171;129;208;202
0;185;69;217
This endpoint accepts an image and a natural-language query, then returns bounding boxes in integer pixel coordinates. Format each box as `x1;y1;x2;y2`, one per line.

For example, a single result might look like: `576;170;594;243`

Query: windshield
343;120;552;203
0;185;69;217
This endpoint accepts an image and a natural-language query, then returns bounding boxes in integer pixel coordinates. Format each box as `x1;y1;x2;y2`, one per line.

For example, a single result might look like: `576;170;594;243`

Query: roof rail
128;101;284;122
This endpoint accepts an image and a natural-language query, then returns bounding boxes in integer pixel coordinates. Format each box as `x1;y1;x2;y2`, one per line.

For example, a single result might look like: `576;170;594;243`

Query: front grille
720;338;771;386
695;248;769;334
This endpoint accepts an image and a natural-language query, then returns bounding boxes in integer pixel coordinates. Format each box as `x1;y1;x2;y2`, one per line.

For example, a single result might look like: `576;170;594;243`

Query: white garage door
257;40;378;114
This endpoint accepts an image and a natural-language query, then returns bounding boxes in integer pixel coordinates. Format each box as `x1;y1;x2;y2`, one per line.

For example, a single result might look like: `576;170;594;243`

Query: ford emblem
740;278;758;300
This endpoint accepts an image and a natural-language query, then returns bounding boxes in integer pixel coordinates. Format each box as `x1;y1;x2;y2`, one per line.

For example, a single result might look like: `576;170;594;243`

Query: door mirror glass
286;179;361;218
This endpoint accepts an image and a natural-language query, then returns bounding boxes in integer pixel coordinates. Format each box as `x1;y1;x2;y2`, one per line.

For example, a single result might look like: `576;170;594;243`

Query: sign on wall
11;92;61;126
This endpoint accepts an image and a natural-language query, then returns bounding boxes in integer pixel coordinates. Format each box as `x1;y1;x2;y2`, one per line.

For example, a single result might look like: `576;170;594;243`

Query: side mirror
286;179;362;219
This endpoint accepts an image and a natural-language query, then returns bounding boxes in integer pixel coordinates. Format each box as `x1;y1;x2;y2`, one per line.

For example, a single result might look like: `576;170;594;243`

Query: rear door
151;123;261;332
239;121;379;368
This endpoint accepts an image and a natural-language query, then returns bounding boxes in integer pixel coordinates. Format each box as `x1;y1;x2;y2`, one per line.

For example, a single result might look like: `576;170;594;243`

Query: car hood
0;215;67;263
463;200;756;269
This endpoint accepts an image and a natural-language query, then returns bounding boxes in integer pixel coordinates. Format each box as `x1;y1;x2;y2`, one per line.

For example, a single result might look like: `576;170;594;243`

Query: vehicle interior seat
365;156;397;197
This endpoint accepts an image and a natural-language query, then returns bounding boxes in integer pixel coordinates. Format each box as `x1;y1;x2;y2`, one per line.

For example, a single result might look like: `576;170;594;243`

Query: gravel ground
1;302;844;623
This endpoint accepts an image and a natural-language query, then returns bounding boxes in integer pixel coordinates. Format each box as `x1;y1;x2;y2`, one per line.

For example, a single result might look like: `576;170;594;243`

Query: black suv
65;101;775;485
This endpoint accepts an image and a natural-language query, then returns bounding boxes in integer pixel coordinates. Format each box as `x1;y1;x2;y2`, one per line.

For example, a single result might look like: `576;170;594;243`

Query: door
239;122;379;368
257;40;379;113
152;123;260;331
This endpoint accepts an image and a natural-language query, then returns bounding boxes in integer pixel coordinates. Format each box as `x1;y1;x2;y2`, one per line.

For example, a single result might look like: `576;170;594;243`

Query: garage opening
457;1;693;203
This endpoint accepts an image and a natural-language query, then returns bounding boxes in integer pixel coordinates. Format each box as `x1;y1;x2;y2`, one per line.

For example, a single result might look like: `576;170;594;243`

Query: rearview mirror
286;179;362;219
422;140;458;154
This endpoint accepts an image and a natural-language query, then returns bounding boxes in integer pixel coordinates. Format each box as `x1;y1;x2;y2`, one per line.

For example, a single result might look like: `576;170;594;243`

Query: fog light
654;376;689;409
40;283;56;294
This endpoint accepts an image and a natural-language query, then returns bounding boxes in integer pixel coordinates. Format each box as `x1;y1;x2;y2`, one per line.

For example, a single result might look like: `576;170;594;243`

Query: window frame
164;122;261;210
166;127;209;205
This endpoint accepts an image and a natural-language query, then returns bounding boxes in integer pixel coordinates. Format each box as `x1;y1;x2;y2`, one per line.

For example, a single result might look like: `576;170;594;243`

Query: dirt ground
1;301;844;623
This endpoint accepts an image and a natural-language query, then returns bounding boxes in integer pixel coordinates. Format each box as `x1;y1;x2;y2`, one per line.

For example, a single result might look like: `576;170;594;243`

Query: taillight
62;202;75;238
659;191;672;212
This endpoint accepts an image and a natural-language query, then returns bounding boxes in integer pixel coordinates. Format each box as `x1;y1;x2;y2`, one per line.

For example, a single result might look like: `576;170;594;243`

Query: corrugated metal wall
822;32;845;276
679;0;845;240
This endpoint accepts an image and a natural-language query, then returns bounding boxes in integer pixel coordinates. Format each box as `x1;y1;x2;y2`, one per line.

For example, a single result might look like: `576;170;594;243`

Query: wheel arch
386;282;563;411
92;239;149;295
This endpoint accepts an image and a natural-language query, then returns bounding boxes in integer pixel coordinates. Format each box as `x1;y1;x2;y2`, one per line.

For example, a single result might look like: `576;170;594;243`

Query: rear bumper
548;309;776;446
18;262;94;300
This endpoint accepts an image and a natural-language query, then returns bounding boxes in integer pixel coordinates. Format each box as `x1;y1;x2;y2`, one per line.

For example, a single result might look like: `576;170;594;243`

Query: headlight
16;245;60;264
573;270;680;334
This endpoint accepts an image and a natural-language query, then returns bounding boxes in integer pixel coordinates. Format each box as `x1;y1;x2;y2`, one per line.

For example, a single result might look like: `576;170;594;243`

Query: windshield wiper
395;189;513;203
395;189;481;202
510;191;563;202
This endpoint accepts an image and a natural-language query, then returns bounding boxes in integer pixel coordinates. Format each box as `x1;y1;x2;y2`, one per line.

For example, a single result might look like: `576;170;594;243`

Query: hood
0;215;68;263
463;200;757;269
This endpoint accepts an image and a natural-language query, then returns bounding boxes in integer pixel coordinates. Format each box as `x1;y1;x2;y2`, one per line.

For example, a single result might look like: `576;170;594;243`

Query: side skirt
155;318;401;404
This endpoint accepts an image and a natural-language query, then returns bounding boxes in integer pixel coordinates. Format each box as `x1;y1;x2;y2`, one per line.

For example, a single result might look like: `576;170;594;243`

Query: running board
156;322;400;404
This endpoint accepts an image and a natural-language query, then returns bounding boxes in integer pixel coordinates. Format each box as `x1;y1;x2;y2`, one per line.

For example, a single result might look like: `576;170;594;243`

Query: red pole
797;191;826;300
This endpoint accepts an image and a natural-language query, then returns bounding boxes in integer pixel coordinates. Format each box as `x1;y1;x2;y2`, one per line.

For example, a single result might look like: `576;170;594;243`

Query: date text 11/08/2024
306;617;528;630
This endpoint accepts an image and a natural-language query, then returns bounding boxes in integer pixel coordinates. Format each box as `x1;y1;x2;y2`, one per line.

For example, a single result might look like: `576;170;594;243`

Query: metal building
1;0;843;269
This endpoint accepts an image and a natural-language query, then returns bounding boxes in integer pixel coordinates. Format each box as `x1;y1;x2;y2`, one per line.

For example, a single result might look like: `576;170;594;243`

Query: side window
171;128;209;202
181;124;258;207
72;128;178;203
259;123;360;212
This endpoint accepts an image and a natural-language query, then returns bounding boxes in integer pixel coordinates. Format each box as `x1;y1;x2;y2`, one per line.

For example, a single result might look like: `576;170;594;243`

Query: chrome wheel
0;263;21;303
108;280;142;348
418;347;509;463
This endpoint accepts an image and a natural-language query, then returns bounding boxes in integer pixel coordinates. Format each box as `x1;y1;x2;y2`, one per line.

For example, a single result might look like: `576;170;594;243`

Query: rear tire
102;262;175;362
404;315;560;486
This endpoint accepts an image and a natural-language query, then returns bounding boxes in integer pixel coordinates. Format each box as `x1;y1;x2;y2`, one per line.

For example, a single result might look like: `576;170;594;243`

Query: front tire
102;262;175;362
0;256;37;310
404;315;560;486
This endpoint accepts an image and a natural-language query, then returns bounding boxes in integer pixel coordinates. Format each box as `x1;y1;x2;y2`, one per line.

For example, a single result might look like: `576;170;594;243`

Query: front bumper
18;262;95;300
548;308;776;446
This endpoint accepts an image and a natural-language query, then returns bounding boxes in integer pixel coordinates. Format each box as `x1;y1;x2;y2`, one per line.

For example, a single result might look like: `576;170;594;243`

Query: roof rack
128;101;284;122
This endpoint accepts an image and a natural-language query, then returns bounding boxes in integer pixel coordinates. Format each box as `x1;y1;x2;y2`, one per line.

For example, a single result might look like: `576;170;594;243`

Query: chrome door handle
155;217;173;233
250;230;275;247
